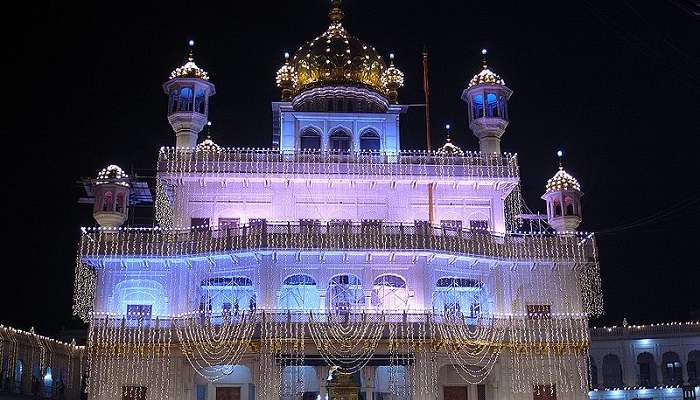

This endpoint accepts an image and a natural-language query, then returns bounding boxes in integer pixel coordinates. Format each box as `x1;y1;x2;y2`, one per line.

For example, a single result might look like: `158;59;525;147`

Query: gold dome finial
329;0;344;23
188;39;195;62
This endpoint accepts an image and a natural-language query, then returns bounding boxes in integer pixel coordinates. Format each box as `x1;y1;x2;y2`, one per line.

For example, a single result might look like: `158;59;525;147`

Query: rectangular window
361;219;383;232
126;305;152;320
191;217;210;231
248;218;267;234
469;220;489;231
122;386;147;400
527;305;552;320
533;385;556;400
414;220;430;235
470;302;481;318
329;219;351;234
219;218;240;234
441;220;463;236
300;219;321;234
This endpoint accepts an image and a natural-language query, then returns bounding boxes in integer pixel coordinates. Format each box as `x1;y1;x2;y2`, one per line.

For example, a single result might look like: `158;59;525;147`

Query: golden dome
196;139;221;153
282;1;398;99
467;49;505;88
545;167;581;193
96;165;129;187
468;66;504;88
170;42;210;81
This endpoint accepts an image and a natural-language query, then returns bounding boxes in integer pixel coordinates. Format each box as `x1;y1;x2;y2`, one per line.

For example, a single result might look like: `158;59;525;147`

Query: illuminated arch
371;274;408;311
327;274;364;312
432;277;485;317
113;279;167;317
299;127;321;150
359;129;381;151
278;274;320;311
200;276;256;314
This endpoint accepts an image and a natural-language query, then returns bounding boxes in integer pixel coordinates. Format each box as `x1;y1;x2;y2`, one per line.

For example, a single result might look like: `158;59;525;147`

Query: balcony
157;148;519;179
79;221;595;263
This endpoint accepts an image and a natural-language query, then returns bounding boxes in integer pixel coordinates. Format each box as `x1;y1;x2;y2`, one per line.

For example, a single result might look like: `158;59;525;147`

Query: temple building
72;2;606;400
589;322;700;400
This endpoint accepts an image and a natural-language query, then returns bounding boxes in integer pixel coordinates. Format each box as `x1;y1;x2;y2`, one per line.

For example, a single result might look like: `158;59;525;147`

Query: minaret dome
461;49;513;153
163;40;216;149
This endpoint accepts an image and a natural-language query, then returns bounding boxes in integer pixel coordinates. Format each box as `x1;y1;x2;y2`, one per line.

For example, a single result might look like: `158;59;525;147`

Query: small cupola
92;165;130;227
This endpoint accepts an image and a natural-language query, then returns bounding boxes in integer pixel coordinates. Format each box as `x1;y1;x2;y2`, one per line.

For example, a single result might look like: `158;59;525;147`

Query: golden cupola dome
276;0;403;111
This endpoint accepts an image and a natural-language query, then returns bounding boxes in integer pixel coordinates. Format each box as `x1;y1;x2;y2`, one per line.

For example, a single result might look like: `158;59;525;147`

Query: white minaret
461;49;513;153
542;151;583;233
92;165;130;227
163;40;216;148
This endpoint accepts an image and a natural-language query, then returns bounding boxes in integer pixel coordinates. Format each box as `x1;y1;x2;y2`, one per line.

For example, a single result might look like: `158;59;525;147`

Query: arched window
553;198;562;217
14;360;23;390
485;93;499;117
564;196;575;216
360;130;381;151
300;128;321;150
589;356;598;388
433;277;484;317
662;351;683;385
43;367;53;396
637;352;657;386
602;354;623;387
688;350;700;385
194;88;206;114
278;274;320;311
179;87;194;112
371;274;408;311
327;274;364;313
200;276;256;314
116;193;125;213
329;129;351;152
115;279;167;318
102;191;113;211
169;90;179;114
472;95;484;119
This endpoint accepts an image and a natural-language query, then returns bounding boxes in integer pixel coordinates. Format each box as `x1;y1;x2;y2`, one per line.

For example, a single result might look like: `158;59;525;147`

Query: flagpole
422;46;434;225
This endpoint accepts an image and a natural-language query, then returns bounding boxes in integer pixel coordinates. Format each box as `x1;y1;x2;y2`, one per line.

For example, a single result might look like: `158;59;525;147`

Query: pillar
317;366;329;400
361;366;376;400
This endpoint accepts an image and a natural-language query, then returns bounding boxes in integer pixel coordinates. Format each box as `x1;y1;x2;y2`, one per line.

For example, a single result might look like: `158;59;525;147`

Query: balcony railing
590;322;700;338
79;222;595;263
157;148;519;179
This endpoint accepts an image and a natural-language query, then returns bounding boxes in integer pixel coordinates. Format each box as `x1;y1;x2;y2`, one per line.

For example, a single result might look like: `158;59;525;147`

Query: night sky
6;1;700;336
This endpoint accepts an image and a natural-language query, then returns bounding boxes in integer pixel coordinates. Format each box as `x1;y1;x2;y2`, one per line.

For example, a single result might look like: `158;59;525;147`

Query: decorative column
361;366;376;400
317;366;330;400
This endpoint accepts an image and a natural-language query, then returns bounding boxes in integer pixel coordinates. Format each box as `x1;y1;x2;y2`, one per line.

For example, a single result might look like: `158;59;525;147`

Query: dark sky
6;1;700;336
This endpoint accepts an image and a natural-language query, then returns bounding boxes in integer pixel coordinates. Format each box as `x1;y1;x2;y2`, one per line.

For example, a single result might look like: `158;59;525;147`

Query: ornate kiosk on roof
73;2;603;400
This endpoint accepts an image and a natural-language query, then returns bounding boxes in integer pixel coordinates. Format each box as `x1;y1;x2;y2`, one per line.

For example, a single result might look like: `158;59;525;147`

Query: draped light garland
157;147;519;179
173;311;255;381
73;223;603;320
86;317;172;400
0;325;83;394
307;311;386;374
436;315;509;384
78;312;592;396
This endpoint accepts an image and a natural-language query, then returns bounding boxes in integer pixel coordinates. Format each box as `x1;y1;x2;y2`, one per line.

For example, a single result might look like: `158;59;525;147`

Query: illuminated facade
0;326;84;400
73;2;604;400
589;322;700;400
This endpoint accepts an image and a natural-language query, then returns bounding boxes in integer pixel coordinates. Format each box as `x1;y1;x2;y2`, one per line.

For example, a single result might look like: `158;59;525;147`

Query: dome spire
329;0;344;23
481;48;488;69
187;39;195;62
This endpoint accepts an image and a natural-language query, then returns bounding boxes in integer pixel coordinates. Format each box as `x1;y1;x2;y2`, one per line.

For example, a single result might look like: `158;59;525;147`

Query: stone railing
79;222;595;263
157;148;520;179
